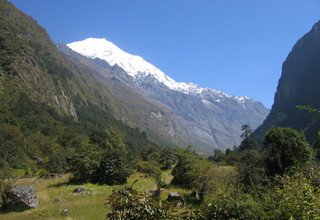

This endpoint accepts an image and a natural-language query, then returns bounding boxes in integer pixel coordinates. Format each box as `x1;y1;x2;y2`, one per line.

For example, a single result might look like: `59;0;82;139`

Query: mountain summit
67;38;201;93
67;38;250;103
65;38;269;152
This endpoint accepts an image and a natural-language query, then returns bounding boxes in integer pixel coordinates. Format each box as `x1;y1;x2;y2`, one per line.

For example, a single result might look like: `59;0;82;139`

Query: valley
1;0;320;219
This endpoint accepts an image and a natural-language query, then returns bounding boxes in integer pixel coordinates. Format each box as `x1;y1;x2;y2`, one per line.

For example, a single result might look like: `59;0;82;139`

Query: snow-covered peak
67;38;202;93
67;38;250;103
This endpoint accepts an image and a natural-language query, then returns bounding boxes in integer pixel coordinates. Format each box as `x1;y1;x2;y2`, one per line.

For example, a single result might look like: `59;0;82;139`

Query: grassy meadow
0;170;191;220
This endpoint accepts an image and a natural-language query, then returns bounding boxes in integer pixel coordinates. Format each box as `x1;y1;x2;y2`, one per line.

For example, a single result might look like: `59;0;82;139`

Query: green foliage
0;168;14;209
239;124;257;152
94;148;132;185
172;148;238;200
203;190;265;220
297;105;320;120
45;149;68;173
157;147;176;170
238;149;267;189
171;149;201;188
136;161;163;190
106;185;178;220
90;128;126;151
264;127;311;176
141;142;160;161
265;174;320;219
69;142;101;182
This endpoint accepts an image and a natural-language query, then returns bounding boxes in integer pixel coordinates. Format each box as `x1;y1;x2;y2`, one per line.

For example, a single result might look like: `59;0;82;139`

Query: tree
157;147;176;170
240;124;252;140
264;127;311;176
94;148;132;185
69;143;101;182
238;124;257;152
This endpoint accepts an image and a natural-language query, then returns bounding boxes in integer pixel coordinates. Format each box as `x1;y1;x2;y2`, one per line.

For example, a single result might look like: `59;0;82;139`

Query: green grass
0;170;191;220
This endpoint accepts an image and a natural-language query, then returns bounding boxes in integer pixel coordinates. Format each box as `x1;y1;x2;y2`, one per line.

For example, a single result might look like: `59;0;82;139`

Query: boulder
4;185;39;212
167;192;184;203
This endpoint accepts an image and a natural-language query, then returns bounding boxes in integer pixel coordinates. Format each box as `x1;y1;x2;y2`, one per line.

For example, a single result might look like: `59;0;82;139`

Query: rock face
255;20;320;142
4;185;39;212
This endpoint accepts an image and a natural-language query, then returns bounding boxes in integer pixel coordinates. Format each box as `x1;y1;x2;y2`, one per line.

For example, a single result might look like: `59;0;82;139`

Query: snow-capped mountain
67;38;201;93
64;38;269;152
67;38;249;103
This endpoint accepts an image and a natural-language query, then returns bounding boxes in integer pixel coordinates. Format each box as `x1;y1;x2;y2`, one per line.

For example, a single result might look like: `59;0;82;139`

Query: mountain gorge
255;20;320;142
63;38;269;152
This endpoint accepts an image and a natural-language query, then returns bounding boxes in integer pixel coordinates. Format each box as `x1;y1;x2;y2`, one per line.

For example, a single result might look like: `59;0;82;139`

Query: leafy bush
94;149;132;185
69;143;101;182
105;185;202;220
264;127;311;176
157;147;176;170
238;149;267;189
0;168;14;209
203;190;265;220
171;149;201;188
265;174;320;219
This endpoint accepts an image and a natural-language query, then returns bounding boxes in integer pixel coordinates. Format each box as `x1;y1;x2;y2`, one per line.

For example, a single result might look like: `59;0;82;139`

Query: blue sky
10;0;320;108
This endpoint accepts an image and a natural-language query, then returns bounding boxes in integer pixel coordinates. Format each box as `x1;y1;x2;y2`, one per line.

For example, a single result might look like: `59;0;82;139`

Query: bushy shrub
106;185;178;220
0;168;14;209
238;149;267;189
265;174;320;219
157;147;176;170
171;149;201;188
69;143;101;182
264;127;311;176
203;190;265;220
94;149;132;185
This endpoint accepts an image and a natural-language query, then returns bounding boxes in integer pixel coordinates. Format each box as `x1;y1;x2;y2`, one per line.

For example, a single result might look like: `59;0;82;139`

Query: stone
60;209;70;216
73;187;86;193
4;185;39;212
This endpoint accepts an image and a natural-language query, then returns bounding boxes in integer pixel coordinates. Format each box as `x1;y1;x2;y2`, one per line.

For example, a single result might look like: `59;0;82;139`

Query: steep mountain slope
255;20;320;142
0;0;175;151
66;38;269;151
